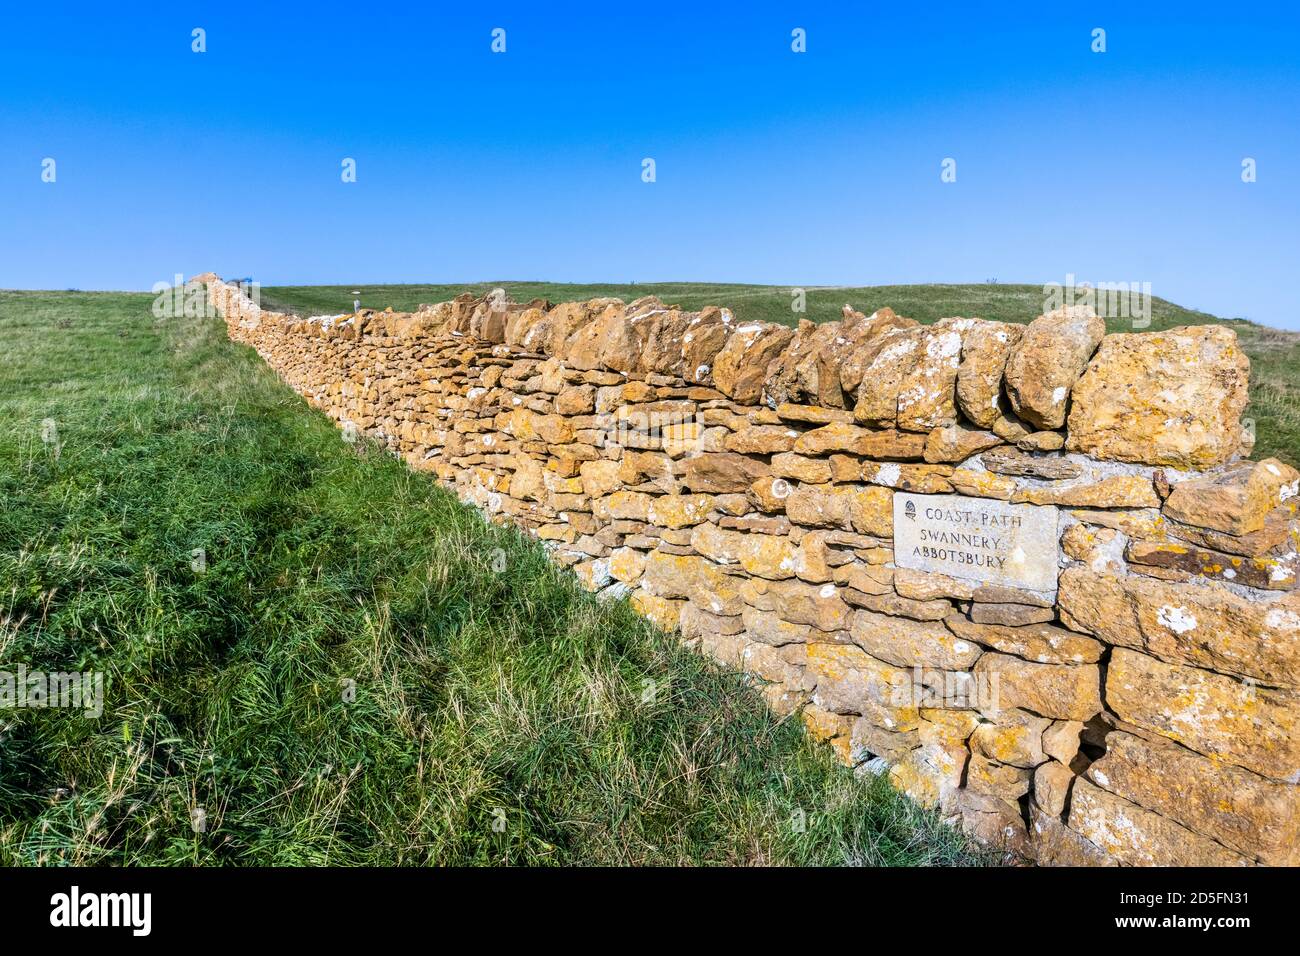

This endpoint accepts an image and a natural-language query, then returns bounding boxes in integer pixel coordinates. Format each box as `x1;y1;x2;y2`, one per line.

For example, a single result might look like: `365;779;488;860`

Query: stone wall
195;273;1300;866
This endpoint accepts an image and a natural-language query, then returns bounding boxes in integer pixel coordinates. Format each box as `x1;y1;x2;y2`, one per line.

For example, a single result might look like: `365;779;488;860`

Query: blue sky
2;2;1298;326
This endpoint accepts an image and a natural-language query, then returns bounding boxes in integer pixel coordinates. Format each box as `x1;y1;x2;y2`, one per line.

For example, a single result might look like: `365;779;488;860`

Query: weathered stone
1041;720;1084;765
1016;430;1065;453
608;546;647;583
990;412;1033;442
981;448;1084;481
725;424;801;455
917;709;980;748
1125;537;1296;590
836;563;894;595
503;407;575;444
1166;504;1297;558
690;523;796;579
1011;474;1159;508
555;384;596;415
1066;325;1251;469
629;591;683;631
851;720;921;762
848;486;894;537
641;552;744;616
613;450;671;489
1106;648;1300;781
769;452;832;484
1029;805;1115;866
853;326;925;426
793;422;866;455
804;642;907;713
599;490;653;521
967;602;1056;626
952;320;1022;427
947;469;1017;501
712;323;794;404
1059;523;1125;574
743;641;808;689
1068;777;1251;866
577;459;622;499
682;452;770;493
785;485;848;528
896;325;964;432
774;402;855;425
953;790;1031;856
1058;566;1300;685
972;583;1055;608
832;308;915;393
861;461;954;494
967;752;1032;799
742;578;852;632
848;591;952;622
1088;731;1299;865
1164;458;1300;536
945;614;1103;664
970;709;1050;768
889;740;968;810
1003;307;1105;429
895;567;975;602
1033;761;1076;817
923;423;1003;464
972;653;1102;721
765;319;849;408
802;705;856;761
646;494;715;530
749;475;792;512
850;608;982;669
792;529;834;583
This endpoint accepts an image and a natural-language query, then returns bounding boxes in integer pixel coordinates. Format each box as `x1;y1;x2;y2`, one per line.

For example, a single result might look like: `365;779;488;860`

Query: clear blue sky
2;2;1298;327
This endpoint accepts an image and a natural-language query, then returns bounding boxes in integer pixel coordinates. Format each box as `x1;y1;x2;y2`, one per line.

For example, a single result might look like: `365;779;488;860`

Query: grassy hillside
0;290;986;866
262;282;1300;467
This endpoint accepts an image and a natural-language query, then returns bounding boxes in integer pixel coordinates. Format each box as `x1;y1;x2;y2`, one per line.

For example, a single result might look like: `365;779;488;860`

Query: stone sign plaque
893;492;1060;592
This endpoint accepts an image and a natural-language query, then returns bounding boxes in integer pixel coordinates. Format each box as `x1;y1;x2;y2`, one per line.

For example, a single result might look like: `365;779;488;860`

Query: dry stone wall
195;273;1300;866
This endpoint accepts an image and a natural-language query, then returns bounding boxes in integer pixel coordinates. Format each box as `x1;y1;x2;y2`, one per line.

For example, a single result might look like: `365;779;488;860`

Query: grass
261;281;1300;466
0;289;990;866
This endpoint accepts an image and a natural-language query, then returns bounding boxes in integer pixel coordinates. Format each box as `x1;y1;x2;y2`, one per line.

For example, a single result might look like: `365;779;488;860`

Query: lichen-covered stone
946;613;1103;664
972;653;1102;721
1068;777;1252;866
1107;648;1300;782
712;322;794;404
895;324;964;432
1087;731;1300;865
956;319;1023;427
1058;566;1300;685
1163;458;1299;536
850;608;984;669
853;326;925;426
1003;307;1105;430
1066;325;1251;469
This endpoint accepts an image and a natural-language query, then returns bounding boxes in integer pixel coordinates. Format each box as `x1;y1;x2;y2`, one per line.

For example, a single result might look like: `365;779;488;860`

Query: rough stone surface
1058;566;1300;685
1003;307;1105;429
1106;648;1300;782
1066;326;1251;469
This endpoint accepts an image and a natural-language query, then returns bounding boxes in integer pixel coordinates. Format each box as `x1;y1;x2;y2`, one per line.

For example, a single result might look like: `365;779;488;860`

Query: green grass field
0;289;989;866
263;281;1300;466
